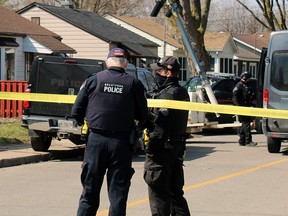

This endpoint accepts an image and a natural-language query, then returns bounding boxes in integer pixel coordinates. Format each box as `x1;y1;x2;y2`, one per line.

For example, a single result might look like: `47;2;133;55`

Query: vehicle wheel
31;132;52;152
255;118;263;134
69;134;85;145
267;137;281;153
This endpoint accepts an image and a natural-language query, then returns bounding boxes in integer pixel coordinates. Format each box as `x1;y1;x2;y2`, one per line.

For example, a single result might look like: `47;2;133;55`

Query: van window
271;51;288;91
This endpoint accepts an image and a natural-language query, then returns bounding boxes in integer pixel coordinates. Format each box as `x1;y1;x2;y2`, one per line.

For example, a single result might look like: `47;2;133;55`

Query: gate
0;81;28;118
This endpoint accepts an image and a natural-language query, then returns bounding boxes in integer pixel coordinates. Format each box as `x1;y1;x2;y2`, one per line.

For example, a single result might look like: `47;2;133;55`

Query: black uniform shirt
153;77;189;138
232;80;254;107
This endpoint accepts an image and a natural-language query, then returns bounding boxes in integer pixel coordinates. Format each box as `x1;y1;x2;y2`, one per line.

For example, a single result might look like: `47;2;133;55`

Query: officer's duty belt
90;128;130;135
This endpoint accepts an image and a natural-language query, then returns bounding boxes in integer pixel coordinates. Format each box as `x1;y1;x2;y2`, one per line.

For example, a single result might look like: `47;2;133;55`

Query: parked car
126;64;159;97
21;55;106;151
183;73;260;132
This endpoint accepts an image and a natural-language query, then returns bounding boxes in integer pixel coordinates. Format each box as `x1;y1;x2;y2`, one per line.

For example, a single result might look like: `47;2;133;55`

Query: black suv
183;73;259;131
126;64;158;97
21;55;106;151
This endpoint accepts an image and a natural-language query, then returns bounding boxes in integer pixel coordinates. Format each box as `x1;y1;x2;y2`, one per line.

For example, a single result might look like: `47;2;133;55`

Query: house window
229;59;233;73
242;62;247;72
31;17;40;25
220;58;223;72
25;53;36;80
233;61;239;76
5;48;15;80
0;37;18;80
178;57;187;81
210;57;215;71
220;58;233;73
249;63;257;78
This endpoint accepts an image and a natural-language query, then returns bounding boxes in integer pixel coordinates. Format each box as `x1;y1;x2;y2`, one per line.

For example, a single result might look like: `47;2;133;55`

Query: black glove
145;127;165;155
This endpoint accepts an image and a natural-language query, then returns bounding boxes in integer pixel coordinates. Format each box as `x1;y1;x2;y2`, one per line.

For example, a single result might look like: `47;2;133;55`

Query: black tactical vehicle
21;55;106;151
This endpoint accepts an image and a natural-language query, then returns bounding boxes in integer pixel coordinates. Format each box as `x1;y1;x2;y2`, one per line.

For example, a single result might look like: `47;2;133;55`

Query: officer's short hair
107;57;127;65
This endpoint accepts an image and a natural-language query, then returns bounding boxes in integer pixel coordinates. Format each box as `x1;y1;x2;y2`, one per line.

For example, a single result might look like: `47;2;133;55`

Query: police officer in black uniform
144;56;191;216
232;71;257;147
72;48;148;216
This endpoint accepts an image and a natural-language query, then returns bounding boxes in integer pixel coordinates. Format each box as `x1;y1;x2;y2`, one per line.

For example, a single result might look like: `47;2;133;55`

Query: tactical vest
86;70;135;132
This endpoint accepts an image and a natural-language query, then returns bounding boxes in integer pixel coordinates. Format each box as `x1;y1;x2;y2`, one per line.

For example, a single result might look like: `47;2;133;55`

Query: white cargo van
259;31;288;153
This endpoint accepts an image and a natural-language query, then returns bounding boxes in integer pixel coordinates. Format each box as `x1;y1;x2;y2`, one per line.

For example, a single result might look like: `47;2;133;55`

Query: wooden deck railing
0;81;28;118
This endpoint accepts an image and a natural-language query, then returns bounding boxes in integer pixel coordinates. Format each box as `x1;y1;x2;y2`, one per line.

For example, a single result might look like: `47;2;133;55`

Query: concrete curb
0;153;50;168
0;141;85;168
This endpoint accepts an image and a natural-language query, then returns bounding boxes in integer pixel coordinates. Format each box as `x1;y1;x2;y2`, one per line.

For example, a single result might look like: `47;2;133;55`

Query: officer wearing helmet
232;71;257;146
72;48;148;216
144;56;191;215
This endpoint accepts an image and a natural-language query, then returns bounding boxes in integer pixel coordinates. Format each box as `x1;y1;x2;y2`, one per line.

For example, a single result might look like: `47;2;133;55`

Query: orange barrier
0;81;28;118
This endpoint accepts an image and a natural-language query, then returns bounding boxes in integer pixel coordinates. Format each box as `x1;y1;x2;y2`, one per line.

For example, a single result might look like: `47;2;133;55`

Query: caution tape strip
1;92;288;119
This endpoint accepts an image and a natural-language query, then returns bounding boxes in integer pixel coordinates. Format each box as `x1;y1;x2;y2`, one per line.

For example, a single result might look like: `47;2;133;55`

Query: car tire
31;132;52;152
267;137;281;153
255;117;263;134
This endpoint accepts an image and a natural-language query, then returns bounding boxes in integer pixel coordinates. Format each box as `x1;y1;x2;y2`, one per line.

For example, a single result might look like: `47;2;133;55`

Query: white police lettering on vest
103;83;123;94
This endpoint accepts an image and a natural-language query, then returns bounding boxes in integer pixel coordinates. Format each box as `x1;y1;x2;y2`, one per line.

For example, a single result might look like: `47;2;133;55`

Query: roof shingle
19;3;158;48
0;7;75;53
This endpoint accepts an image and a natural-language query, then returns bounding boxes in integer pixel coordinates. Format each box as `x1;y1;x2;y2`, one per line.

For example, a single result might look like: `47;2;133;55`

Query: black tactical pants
238;115;252;144
144;148;190;216
77;131;134;216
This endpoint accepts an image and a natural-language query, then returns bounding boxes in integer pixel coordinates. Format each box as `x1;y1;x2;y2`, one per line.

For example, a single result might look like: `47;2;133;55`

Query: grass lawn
0;118;30;144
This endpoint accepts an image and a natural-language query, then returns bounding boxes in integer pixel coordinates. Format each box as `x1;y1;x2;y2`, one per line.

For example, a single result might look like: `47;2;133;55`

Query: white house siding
221;42;235;58
0;36;25;80
15;37;25;80
23;36;52;54
214;42;235;74
20;8;110;61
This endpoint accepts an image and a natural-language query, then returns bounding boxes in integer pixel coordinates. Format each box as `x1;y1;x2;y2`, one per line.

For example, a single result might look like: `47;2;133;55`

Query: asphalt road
1;131;288;216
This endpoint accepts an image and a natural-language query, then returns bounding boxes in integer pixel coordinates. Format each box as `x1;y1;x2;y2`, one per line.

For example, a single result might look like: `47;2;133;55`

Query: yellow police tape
1;91;288;119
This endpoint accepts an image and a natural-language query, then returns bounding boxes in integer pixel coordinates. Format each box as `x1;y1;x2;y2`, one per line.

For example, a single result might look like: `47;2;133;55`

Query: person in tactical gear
232;71;257;147
72;48;148;216
144;56;191;216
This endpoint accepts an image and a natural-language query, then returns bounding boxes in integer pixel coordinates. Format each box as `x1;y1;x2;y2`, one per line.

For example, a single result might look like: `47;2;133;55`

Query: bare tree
2;0;159;17
0;0;7;6
161;0;212;75
180;0;211;74
9;0;151;16
235;0;287;31
207;0;264;34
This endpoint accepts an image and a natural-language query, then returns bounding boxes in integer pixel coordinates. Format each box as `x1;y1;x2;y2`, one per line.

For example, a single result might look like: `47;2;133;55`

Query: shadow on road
49;146;85;161
132;145;217;162
185;145;216;161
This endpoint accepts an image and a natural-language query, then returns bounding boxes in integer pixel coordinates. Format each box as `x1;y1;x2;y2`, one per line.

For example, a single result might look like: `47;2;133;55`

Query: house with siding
17;2;264;81
103;14;189;80
0;7;75;80
17;2;159;67
205;32;238;75
103;14;239;80
233;32;270;78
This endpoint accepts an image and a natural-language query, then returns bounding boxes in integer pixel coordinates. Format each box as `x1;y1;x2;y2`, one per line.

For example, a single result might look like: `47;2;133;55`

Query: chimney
61;0;73;8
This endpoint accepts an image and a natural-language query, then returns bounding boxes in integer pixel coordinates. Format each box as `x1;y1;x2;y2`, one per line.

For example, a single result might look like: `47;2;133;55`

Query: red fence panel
0;81;28;118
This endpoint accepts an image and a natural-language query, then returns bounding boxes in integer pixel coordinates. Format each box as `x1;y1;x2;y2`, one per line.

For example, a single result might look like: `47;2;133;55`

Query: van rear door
263;31;288;134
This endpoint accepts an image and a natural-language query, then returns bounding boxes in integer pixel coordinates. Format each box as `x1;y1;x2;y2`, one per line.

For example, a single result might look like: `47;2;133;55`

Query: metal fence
0;81;28;118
